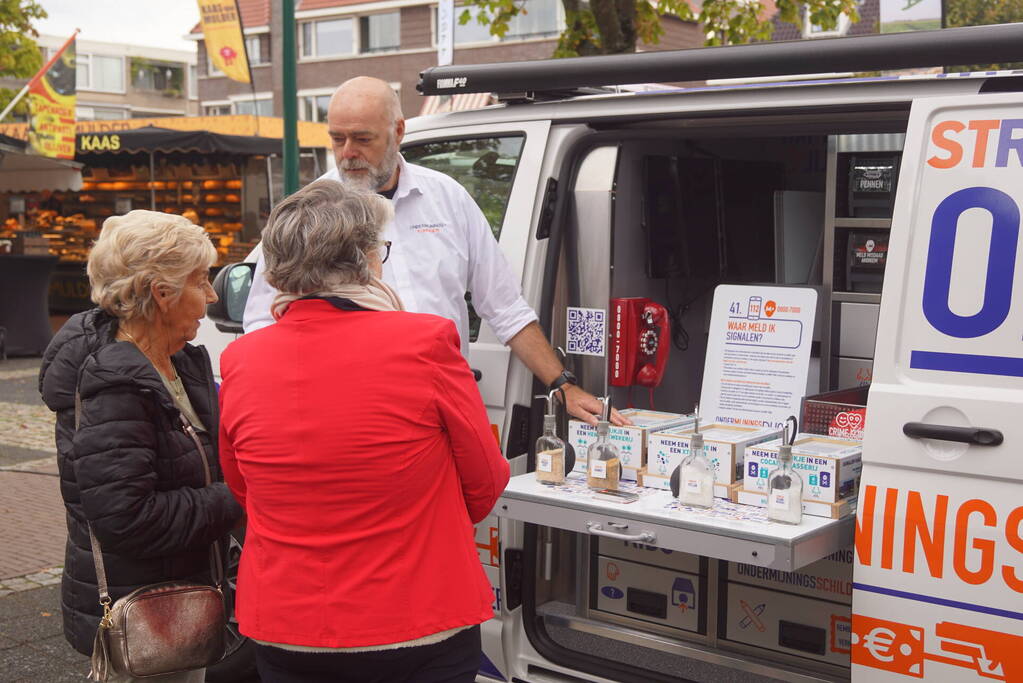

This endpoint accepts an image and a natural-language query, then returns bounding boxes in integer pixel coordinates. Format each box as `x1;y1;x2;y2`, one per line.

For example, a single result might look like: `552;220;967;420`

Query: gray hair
87;210;216;322
262;180;393;308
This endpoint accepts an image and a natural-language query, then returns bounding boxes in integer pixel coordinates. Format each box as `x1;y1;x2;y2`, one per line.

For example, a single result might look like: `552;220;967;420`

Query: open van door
852;93;1023;682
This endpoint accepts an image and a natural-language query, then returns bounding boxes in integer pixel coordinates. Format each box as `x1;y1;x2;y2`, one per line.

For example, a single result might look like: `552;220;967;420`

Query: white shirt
242;156;538;356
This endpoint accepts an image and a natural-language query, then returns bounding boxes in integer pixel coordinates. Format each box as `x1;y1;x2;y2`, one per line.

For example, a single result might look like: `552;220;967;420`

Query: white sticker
538;452;553;473
567;307;606;357
590;460;608;479
772;491;789;508
684;478;702;493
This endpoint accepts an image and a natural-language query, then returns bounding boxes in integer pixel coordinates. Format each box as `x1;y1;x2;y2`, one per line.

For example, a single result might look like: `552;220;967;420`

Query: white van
206;23;1023;683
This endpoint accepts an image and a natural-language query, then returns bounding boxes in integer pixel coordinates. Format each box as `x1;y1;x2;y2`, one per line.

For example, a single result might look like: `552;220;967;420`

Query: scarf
272;277;405;320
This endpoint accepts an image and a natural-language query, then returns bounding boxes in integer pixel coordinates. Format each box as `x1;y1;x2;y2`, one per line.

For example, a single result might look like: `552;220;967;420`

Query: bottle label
772;492;789;508
684;478;701;494
590;460;607;479
538;452;554;473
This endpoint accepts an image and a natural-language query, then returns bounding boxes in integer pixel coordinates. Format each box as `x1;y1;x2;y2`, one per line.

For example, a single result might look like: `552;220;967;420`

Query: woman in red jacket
218;181;510;683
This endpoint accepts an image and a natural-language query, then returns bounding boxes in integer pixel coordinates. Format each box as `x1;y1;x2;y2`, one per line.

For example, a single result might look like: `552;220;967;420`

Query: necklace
118;327;180;385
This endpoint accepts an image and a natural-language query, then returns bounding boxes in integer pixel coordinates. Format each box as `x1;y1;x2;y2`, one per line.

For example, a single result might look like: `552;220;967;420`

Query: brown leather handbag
84;411;227;681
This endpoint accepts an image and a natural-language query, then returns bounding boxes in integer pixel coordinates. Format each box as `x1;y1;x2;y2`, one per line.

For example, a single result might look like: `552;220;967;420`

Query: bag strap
74;387;225;624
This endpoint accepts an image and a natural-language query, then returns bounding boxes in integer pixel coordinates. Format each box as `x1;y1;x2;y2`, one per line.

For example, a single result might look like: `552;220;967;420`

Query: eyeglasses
379;240;392;264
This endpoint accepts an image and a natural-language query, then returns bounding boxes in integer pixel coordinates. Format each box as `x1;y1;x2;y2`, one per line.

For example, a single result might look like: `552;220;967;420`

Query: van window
402;135;525;241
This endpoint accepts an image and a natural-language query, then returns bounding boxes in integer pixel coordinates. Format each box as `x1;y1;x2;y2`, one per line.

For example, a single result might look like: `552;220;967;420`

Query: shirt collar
392;155;422;202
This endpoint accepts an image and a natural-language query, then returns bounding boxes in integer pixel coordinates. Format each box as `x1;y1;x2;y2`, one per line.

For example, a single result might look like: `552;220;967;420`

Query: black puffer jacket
39;309;242;655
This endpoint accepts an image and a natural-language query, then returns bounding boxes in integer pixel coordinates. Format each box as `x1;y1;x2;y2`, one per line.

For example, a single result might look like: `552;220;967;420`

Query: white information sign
437;0;454;66
700;285;817;430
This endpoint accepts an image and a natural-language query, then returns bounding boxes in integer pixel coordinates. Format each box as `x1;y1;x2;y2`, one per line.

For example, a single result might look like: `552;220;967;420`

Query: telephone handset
609;297;671;388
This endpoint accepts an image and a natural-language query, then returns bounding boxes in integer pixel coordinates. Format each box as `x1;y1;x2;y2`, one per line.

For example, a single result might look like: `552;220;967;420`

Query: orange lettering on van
902;491;948;578
953;499;996;585
968;120;1001;167
928;120;965;169
881;488;899;570
1003;506;1023;593
855;484;877;566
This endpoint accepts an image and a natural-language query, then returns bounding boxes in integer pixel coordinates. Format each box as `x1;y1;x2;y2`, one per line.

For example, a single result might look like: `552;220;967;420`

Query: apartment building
191;0;702;119
0;35;199;122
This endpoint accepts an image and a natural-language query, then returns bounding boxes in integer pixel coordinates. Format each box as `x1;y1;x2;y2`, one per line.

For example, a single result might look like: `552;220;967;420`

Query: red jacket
218;299;510;647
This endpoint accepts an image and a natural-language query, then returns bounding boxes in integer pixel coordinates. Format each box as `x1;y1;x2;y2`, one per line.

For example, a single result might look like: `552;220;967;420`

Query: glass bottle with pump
768;419;803;524
535;390;571;486
673;405;715;509
587;397;621;491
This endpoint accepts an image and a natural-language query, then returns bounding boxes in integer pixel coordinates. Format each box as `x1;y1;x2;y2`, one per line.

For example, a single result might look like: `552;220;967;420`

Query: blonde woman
39;210;242;681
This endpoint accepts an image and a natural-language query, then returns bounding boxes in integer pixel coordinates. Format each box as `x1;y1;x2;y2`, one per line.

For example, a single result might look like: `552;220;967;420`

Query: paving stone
22;573;51;583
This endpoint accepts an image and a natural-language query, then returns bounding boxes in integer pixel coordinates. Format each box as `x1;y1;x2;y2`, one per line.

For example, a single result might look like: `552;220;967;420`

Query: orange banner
197;0;251;84
28;35;77;159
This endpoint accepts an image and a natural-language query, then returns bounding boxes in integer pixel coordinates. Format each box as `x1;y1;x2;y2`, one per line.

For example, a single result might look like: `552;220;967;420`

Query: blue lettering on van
912;186;1023;377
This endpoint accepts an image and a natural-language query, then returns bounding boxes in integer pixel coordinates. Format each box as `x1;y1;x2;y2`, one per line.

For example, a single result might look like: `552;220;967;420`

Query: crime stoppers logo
829;408;866;440
764;300;777;317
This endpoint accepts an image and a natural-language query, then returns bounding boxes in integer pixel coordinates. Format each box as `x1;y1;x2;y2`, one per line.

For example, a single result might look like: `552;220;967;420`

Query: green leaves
0;0;47;115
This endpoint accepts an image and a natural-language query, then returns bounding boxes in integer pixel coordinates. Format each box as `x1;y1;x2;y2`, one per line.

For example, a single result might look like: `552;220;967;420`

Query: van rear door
852;93;1023;682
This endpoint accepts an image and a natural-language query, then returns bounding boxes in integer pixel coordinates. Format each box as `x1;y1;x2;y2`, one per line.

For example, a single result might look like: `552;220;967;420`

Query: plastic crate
800;386;868;441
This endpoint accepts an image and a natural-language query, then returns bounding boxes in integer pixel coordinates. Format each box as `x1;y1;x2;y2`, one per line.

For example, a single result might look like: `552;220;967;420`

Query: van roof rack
418;23;1023;98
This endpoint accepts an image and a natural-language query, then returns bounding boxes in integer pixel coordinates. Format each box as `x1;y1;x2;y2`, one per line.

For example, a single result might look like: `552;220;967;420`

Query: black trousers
253;625;482;683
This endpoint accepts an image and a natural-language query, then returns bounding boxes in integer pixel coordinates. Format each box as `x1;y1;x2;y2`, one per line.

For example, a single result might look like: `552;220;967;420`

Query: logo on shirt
410;222;446;234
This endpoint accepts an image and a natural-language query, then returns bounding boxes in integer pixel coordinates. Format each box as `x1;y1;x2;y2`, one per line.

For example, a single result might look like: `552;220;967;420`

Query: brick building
189;0;703;119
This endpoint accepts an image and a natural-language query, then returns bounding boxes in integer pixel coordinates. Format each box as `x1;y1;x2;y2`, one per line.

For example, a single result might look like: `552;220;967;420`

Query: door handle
903;422;1003;446
586;521;655;543
472;368;482;382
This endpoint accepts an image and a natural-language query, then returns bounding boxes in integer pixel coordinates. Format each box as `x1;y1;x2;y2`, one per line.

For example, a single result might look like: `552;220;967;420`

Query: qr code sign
567;307;606;357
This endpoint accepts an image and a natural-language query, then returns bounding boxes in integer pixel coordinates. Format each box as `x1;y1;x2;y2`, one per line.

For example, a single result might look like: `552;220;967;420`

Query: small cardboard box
646;423;780;489
569;409;692;478
801;386;868;441
736;489;857;520
638;469;742;501
744;433;862;503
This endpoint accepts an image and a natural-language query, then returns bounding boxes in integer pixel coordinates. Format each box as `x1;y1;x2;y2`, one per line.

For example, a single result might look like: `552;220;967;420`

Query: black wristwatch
549;369;577;392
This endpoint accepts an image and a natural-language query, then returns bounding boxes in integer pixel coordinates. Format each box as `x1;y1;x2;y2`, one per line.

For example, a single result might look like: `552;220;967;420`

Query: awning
0;114;329;150
419;92;495;117
0;137;83;193
75;126;284;158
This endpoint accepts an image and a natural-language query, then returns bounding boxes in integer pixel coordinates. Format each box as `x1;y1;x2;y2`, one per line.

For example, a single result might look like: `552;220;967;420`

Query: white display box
594;555;703;634
638;469;741;501
569;410;692;476
744;433;862;503
736;489;857;520
727;545;853;604
646;423;780;491
723;582;851;667
597;538;702;574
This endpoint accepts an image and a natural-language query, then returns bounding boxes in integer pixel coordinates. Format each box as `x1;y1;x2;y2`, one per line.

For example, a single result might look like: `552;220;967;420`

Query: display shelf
496;473;854;572
833;217;891;229
831;291;881;304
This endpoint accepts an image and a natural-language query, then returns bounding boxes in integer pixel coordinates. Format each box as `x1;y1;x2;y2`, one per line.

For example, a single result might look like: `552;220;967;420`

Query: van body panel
853;93;1023;682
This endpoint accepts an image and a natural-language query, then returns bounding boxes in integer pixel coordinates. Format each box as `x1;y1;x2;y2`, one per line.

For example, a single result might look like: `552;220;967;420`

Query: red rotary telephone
609;297;671;388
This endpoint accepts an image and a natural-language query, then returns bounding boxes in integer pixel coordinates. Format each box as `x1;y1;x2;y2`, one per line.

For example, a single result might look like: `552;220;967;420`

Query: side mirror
207;262;255;334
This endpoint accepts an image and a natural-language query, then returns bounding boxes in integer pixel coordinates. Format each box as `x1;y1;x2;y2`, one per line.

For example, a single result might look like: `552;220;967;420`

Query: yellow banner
197;0;251;84
28;37;77;159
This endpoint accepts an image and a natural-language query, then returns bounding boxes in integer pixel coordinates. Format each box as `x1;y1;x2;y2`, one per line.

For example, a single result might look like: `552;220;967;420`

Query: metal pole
149;152;156;210
0;84;30;124
281;0;299;196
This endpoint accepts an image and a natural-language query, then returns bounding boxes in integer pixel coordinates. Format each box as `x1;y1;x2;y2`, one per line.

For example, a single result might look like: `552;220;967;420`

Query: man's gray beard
339;143;400;191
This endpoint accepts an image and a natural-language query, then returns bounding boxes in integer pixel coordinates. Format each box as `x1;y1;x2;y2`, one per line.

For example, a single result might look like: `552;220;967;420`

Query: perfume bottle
673;405;715;508
587;397;621;491
768;423;803;525
535;391;569;486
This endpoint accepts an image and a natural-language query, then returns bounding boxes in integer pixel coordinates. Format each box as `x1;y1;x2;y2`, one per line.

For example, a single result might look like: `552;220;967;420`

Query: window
505;0;560;39
803;7;852;38
131;58;184;96
300;94;331;122
360;12;400;53
301;18;355;57
403;135;525;342
188;65;197;98
449;6;494;44
205;104;231;116
246;35;265;64
235;98;273;116
76;53;125;92
76;53;90;88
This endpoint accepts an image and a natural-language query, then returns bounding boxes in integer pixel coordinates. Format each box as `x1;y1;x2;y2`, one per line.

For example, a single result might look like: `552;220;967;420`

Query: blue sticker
602;586;624;600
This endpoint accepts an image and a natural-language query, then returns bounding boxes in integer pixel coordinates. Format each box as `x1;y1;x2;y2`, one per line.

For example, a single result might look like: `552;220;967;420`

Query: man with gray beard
243;77;623;426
